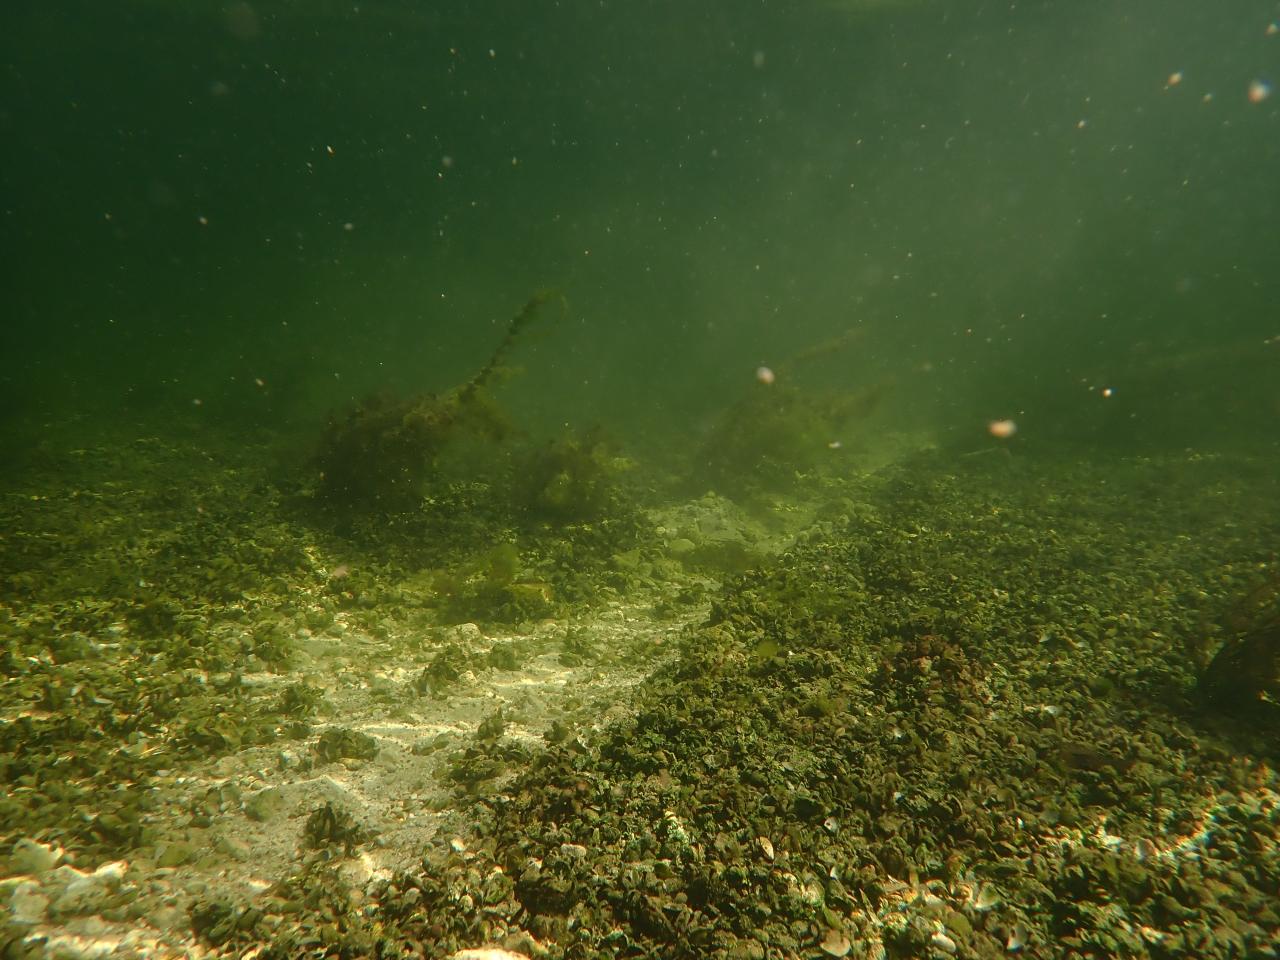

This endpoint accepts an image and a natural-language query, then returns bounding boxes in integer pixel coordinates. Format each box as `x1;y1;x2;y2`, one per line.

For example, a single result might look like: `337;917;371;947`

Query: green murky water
3;2;1279;957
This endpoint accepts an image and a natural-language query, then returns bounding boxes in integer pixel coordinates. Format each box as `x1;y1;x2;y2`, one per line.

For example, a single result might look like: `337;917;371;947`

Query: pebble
8;880;49;924
155;843;194;868
215;835;251;862
445;623;483;643
10;838;63;874
819;928;852;956
930;931;957;953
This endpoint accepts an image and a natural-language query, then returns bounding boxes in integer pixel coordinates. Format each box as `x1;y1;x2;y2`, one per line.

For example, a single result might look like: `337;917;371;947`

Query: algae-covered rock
312;727;379;764
1199;625;1280;721
310;294;561;517
303;801;371;854
515;428;628;524
244;787;287;823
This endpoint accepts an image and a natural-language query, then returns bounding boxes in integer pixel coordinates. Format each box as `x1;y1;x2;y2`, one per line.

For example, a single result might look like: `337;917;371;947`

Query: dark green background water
4;0;1277;456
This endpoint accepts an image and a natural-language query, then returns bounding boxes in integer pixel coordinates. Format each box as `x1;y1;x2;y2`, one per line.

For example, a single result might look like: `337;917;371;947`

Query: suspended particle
1248;79;1272;103
987;419;1017;439
756;365;776;385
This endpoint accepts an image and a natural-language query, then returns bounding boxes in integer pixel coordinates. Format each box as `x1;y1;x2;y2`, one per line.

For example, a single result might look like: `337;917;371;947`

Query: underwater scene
2;0;1279;957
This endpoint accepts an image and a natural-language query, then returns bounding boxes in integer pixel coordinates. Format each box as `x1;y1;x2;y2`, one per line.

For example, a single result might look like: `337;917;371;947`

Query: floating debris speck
988;418;1017;439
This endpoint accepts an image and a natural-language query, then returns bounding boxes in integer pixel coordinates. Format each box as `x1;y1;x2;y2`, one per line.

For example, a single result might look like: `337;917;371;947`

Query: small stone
613;548;643;570
487;642;520;670
944;909;972;938
8;880;49;925
244;787;286;822
10;838;62;874
930;931;957;953
47;865;112;916
819;928;852;957
1006;922;1029;951
756;836;775;861
501;931;550;957
445;623;483;643
156;842;194;868
92;862;126;885
214;835;251;862
1087;676;1115;697
149;904;186;931
970;884;1000;911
